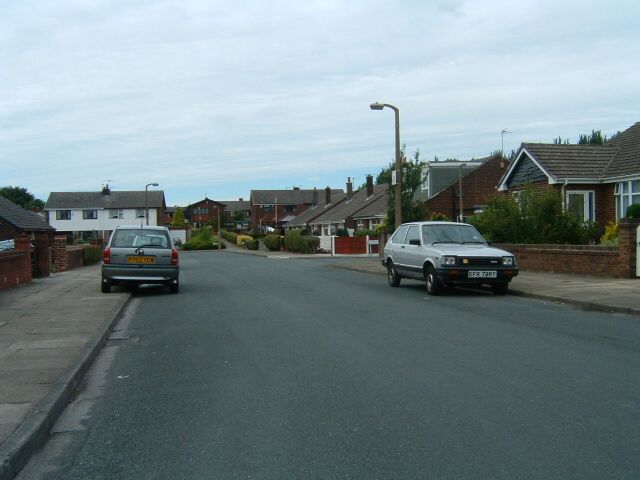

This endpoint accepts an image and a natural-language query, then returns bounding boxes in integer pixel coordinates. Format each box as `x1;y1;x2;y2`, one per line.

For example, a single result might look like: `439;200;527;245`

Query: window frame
56;210;71;220
109;209;124;219
565;190;595;223
615;179;640;219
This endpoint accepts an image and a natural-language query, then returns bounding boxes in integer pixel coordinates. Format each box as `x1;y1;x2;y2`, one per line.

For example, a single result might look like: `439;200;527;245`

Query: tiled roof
250;189;343;205
287;191;348;226
312;184;387;224
606;122;640;177
522;143;617;180
45;191;166;209
0;196;54;231
352;192;388;219
221;200;250;211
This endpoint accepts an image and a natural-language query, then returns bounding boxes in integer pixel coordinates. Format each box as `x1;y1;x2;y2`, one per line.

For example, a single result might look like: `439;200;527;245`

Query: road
17;251;640;479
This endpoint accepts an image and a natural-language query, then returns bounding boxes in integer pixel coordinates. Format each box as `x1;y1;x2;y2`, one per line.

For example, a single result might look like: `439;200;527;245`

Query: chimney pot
325;186;331;205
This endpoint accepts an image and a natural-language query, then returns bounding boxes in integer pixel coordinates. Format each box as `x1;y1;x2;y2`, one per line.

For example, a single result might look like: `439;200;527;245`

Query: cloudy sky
2;0;639;206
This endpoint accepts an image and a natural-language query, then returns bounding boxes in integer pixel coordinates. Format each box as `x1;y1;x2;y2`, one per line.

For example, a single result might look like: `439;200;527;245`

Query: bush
264;234;283;251
430;213;450;221
354;229;380;237
600;222;619;246
244;239;259;250
220;230;238;244
283;230;320;253
82;245;101;265
183;227;226;250
236;234;253;246
626;203;640;219
336;228;349;237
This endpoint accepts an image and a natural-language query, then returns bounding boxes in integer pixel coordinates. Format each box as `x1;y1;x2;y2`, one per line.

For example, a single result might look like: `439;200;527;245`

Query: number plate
127;256;155;264
468;270;497;278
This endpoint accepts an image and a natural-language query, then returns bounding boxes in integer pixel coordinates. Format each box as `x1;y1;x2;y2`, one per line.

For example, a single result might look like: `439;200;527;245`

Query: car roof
400;221;472;227
115;225;168;230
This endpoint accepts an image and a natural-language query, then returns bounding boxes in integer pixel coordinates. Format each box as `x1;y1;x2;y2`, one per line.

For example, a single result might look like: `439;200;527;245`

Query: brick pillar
15;235;30;252
34;232;51;277
52;235;68;272
14;235;32;285
618;220;639;278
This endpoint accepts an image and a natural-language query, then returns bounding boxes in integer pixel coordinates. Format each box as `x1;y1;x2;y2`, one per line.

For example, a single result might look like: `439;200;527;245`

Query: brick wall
0;236;32;290
66;246;84;270
52;235;68;272
494;220;638;278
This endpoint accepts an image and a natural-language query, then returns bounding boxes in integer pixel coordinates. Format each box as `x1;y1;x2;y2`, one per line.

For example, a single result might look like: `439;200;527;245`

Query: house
250;187;343;232
185;198;226;228
45;186;166;242
0;195;55;277
497;122;640;226
420;154;509;221
221;199;251;231
310;176;387;236
286;187;348;233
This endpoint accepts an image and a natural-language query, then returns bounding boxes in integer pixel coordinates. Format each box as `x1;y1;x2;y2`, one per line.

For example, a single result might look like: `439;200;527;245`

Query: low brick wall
0;237;32;291
66;246;85;270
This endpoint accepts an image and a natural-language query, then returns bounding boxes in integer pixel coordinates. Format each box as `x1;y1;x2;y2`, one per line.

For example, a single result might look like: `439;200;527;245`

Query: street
17;251;640;480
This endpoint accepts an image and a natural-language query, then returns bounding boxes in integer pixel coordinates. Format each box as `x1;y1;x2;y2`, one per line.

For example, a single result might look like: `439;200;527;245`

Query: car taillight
103;247;111;264
171;248;179;266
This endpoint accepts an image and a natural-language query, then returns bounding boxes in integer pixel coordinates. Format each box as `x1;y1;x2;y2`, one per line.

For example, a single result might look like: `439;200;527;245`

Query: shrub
236;234;253;246
430;213;450;221
183;227;226;250
336;228;349;237
220;230;238;244
244;239;259;250
264;234;283;251
82;245;101;265
626;203;640;219
354;229;379;237
283;230;319;253
600;222;619;246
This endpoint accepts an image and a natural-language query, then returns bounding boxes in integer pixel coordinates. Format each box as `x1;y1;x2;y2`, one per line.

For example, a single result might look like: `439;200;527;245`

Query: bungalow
45;186;166;242
185;197;226;228
497;122;640;226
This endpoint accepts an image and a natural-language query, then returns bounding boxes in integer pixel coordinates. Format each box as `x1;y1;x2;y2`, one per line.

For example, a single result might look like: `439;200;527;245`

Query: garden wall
0;236;32;291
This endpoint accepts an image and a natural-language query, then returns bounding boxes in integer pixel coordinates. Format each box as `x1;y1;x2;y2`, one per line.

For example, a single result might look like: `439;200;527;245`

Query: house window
615;180;640;219
136;208;145;218
56;210;71;220
285;205;295;214
82;209;97;220
262;205;275;213
566;190;595;222
109;209;124;219
421;168;430;194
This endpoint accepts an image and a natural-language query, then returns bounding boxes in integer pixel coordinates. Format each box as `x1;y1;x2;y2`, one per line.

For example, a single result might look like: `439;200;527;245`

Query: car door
400;225;422;278
386;224;409;267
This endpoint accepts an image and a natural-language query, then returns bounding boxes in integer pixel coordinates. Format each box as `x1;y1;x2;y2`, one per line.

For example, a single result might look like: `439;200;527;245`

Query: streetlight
501;129;511;158
370;101;402;229
145;182;159;225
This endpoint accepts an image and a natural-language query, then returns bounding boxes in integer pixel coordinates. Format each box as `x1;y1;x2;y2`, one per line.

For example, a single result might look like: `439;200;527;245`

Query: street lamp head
369;102;385;111
151;182;159;187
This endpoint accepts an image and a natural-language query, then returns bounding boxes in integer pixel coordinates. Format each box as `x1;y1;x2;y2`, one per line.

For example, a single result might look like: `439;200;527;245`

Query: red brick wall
52;235;68;272
495;221;638;278
66;246;84;270
0;236;32;290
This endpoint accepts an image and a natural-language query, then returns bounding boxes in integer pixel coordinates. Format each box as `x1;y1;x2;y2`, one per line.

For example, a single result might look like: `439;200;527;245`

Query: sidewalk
0;265;129;480
0;254;638;479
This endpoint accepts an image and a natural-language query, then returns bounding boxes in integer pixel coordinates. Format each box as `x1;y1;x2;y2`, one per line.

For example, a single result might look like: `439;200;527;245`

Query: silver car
101;225;180;293
382;221;518;295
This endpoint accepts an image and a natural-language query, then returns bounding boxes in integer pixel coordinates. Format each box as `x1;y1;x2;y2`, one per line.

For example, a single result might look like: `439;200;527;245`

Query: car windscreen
421;224;486;244
111;229;171;248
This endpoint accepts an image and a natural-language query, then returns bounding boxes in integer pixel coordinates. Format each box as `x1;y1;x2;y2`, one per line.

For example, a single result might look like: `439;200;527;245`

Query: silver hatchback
101;225;180;293
382;221;518;295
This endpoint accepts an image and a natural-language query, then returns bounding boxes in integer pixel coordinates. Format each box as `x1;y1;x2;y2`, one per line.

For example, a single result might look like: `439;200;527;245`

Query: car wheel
491;282;508;295
425;265;441;295
387;261;401;287
170;281;179;294
101;277;111;294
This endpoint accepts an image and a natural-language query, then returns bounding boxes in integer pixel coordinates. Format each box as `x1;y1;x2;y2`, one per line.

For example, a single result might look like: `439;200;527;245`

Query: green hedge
220;230;238;243
354;229;379;237
283;230;320;253
264;234;283;251
183;227;226;250
244;239;259;250
82;245;102;265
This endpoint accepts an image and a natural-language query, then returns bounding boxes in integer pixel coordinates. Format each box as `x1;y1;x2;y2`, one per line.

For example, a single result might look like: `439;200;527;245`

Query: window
109;209;123;219
566;190;595;222
405;225;420;244
285;205;295;214
136;208;145;218
82;209;97;220
615;179;640;219
56;210;71;220
391;225;409;243
421;168;430;194
262;205;275;213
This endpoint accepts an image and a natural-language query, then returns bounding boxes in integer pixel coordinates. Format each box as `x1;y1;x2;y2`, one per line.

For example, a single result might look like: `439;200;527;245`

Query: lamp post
370;101;402;229
145;183;159;225
501;129;511;158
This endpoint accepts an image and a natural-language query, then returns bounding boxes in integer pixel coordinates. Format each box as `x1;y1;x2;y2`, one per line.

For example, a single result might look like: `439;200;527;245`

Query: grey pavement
0;265;129;480
0;249;639;479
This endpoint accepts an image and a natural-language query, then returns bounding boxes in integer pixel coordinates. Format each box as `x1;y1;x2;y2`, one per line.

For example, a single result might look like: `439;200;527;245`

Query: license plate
468;270;497;278
127;256;155;264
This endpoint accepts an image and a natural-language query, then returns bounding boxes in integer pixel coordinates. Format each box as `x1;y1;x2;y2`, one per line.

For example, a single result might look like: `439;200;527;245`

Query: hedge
283;230;320;253
220;230;238;244
264;234;283;251
82;245;102;265
244;239;259;250
236;234;253;246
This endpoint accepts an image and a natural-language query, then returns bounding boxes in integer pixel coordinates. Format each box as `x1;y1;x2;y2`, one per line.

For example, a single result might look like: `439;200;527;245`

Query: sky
1;0;639;207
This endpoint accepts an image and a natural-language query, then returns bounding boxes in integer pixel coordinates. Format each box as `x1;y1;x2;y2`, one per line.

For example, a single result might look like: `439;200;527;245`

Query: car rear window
111;229;171;248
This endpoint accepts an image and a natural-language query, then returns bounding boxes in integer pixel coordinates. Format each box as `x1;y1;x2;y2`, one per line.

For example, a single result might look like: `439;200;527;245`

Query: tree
0;186;44;209
171;207;185;227
382;146;427;230
578;130;606;145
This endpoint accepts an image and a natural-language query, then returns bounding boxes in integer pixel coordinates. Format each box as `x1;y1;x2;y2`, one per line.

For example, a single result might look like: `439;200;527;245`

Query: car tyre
491;282;508;295
170;281;179;294
387;261;401;287
101;277;111;294
425;265;441;295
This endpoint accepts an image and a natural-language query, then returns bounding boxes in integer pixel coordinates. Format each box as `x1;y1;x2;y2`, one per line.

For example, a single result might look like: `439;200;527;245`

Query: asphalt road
17;251;640;479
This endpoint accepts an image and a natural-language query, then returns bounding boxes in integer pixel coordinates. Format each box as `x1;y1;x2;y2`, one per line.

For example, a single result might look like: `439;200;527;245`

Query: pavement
0;252;638;480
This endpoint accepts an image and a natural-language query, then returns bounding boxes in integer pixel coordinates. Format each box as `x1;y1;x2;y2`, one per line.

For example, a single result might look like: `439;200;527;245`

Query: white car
382;221;518;295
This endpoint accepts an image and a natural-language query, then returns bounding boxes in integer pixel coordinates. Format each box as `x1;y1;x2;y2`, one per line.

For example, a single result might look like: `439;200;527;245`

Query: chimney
239;197;243;201
346;177;353;200
312;188;318;207
366;175;374;197
293;186;300;190
325;186;331;205
102;185;110;195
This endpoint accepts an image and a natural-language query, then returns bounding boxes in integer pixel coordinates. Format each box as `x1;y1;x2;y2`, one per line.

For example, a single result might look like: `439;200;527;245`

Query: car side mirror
409;239;421;246
486;241;492;246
